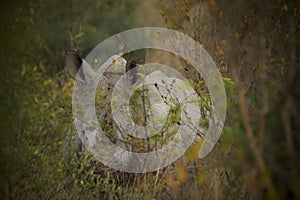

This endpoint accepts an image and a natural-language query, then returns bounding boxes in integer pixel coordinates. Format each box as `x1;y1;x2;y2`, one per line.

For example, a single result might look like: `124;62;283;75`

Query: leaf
209;0;216;7
196;172;207;186
185;139;203;161
34;97;39;103
21;65;26;76
166;127;179;138
220;39;227;46
216;48;224;56
74;32;84;39
165;173;180;188
175;163;187;182
225;84;234;98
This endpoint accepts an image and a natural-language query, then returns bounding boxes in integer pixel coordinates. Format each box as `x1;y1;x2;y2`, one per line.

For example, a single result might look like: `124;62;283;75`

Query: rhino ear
65;50;82;79
65;50;95;84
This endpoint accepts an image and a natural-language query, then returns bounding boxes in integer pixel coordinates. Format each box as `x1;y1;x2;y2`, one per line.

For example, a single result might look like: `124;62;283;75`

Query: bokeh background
0;0;299;199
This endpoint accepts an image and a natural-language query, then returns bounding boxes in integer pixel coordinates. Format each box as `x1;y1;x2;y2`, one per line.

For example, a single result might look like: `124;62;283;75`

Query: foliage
37;0;139;75
1;0;299;199
161;0;300;199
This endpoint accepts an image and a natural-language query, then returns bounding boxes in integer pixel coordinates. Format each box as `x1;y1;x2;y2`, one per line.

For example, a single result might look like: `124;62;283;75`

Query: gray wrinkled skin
63;51;203;172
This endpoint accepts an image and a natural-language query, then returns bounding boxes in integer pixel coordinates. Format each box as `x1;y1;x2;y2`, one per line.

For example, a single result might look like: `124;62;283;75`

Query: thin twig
232;68;275;195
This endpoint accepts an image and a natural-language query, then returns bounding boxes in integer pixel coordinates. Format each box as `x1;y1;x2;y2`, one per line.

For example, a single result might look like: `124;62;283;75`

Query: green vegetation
0;0;299;199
